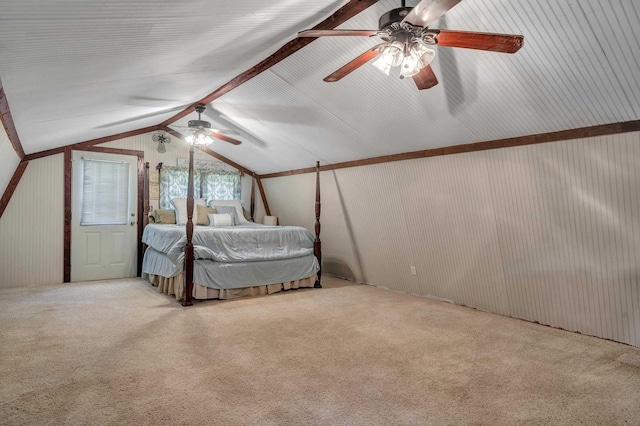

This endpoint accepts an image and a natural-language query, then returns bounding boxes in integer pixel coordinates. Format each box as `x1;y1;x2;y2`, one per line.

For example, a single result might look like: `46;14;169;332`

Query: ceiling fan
170;104;242;145
298;0;524;90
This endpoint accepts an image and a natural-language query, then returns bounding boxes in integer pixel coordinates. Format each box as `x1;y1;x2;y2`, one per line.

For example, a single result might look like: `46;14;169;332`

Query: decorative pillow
151;209;176;224
209;200;247;224
171;198;206;225
208;213;233;227
196;205;217;226
213;205;239;226
242;206;251;221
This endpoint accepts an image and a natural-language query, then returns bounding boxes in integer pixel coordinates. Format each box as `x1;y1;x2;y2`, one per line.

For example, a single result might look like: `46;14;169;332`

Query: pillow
208;213;233;227
242;206;251;221
151;209;176;224
196;205;217;226
213;205;239;226
209;200;247;224
171;198;206;225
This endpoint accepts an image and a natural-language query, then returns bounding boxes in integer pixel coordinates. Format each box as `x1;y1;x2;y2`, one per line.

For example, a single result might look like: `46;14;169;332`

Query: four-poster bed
141;142;322;305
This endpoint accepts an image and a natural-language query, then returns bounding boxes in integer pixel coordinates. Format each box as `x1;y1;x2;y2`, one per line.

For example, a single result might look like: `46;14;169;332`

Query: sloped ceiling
1;0;639;174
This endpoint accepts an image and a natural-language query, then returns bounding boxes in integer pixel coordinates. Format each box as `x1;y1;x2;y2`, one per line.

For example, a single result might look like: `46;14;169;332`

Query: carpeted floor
0;276;639;425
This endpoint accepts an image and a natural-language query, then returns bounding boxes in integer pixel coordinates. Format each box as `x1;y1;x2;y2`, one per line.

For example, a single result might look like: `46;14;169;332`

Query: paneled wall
0;132;260;288
0;125;20;197
0;154;64;288
263;132;640;347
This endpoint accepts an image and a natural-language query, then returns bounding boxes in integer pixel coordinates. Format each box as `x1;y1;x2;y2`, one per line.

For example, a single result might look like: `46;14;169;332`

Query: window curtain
159;166;241;209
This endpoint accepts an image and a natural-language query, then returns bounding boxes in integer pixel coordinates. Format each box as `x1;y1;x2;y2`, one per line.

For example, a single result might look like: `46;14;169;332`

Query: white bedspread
142;223;315;263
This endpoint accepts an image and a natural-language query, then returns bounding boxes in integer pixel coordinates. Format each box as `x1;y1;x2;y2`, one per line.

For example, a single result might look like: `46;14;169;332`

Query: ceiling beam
159;0;380;127
23;125;161;161
0;87;25;160
0;160;29;219
260;119;640;179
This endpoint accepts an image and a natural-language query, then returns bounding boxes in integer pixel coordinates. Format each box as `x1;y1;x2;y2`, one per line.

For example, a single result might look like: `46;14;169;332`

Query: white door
71;151;138;281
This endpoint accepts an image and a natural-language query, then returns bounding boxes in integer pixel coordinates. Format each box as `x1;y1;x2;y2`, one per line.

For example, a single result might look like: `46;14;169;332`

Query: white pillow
208;200;247;224
171;198;206;225
208;213;233;227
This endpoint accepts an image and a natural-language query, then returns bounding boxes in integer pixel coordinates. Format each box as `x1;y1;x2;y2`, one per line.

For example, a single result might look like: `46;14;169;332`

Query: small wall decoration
149;184;160;200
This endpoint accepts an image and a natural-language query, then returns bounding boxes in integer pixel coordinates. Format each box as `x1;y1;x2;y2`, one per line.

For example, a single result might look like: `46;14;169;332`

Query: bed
140;158;322;304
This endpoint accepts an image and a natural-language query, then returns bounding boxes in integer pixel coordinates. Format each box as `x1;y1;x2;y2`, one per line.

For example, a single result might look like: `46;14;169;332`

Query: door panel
71;151;138;281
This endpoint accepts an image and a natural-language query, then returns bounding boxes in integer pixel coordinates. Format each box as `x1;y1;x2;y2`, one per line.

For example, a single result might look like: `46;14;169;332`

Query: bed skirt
143;273;315;301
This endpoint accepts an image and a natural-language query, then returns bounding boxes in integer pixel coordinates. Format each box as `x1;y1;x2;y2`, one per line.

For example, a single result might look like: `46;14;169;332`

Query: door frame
64;146;145;282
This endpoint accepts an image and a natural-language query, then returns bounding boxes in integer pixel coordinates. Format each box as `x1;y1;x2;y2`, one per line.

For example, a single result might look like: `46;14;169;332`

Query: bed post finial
314;161;322;288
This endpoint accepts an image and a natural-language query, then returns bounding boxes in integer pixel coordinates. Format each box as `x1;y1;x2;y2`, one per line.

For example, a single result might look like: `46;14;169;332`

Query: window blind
81;158;130;225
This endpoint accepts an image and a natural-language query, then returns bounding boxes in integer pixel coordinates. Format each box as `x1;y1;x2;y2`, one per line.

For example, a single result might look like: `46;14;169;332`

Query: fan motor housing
187;119;211;129
378;7;413;30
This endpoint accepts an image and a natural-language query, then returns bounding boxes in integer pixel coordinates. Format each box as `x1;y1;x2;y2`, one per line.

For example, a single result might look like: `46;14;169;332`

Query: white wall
0;124;21;197
0;132;259;288
263;132;640;347
0;154;64;288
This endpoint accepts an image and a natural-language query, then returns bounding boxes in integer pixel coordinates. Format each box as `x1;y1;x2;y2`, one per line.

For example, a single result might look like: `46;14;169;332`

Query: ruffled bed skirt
143;273;316;301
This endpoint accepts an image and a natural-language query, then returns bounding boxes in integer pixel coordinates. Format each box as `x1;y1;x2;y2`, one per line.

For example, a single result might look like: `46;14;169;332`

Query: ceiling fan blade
435;30;524;53
413;65;439;90
298;29;379;38
324;44;385;82
210;128;240;136
402;0;462;27
211;132;242;145
96;104;187;128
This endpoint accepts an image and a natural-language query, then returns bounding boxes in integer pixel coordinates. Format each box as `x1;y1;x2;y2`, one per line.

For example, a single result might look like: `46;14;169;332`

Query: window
159;166;241;209
80;158;130;225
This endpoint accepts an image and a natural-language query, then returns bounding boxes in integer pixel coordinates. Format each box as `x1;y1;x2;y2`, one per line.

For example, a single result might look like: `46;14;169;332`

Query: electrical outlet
410;266;417;276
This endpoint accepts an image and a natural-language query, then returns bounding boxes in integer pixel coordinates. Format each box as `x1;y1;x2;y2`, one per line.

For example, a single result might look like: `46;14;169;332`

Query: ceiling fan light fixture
381;41;405;67
410;40;435;69
399;53;421;78
372;54;392;76
185;129;213;146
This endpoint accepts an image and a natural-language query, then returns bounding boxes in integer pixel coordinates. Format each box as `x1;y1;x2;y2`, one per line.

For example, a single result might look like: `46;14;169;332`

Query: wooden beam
0;87;25;159
159;0;380;127
0;161;28;219
260;119;640;179
63;147;72;283
23;126;160;161
73;146;144;157
255;176;271;216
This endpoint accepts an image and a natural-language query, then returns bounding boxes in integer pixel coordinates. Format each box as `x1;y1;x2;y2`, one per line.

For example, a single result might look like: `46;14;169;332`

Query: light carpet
0;276;639;425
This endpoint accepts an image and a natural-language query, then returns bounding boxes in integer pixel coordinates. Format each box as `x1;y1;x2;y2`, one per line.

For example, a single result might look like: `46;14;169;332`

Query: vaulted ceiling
1;0;639;174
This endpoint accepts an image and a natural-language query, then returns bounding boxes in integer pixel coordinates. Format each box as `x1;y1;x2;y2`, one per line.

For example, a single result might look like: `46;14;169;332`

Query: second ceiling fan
298;0;524;90
170;105;242;146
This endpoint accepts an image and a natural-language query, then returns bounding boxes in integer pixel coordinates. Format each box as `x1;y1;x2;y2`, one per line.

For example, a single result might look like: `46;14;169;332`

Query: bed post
314;161;322;288
142;162;150;266
250;173;256;222
182;146;195;306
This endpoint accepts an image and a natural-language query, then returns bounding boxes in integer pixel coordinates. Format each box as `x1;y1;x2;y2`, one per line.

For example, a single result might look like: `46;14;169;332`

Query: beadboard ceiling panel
1;0;639;172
